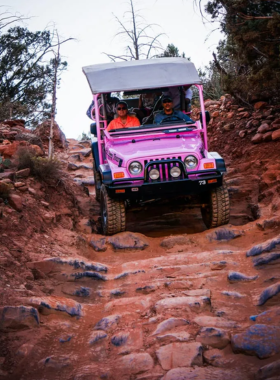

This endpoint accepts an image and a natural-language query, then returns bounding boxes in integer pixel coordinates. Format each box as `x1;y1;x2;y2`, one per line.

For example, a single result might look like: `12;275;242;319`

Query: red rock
272;124;280;131
263;132;273;142
16;168;30;178
272;130;280;141
251;134;263;144
204;100;221;108
0;306;39;331
258;123;272;134
14;182;26;188
254;101;267;110
0;141;28;158
2;140;11;145
239;130;246;138
211;111;220;118
44;212;56;224
115;353;154;376
30;145;44;156
272;118;280;126
8;194;23;211
0;172;15;181
226;112;235;119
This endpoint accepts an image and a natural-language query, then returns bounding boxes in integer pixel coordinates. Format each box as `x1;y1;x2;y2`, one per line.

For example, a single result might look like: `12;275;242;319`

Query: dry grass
16;147;62;183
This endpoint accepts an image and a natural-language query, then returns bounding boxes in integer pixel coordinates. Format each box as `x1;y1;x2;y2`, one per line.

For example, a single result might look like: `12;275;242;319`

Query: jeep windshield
107;120;196;136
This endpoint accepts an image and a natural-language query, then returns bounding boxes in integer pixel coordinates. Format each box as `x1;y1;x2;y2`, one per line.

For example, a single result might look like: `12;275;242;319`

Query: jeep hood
107;134;203;164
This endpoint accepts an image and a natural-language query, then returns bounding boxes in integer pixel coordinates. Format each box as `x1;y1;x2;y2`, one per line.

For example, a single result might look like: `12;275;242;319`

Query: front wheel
100;184;126;235
201;185;230;229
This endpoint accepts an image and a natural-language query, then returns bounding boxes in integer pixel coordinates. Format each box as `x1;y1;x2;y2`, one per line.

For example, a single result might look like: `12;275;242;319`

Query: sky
5;0;222;138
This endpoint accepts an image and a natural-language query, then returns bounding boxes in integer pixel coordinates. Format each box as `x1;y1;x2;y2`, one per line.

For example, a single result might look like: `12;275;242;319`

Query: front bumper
105;170;224;200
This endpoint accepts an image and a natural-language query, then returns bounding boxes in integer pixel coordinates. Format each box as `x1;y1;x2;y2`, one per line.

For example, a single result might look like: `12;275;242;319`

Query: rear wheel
201;185;230;229
100;184;126;235
94;169;102;202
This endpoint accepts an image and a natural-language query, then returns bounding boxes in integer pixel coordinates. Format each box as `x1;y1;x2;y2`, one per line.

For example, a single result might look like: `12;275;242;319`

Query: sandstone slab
0;306;40;331
155;296;211;313
162;367;250;380
156;342;203;370
152;318;189;335
115;353;153;375
27;296;82;317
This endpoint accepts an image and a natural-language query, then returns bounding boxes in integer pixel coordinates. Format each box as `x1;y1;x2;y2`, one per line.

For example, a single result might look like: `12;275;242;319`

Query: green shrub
16;147;62;182
32;157;62;182
16;147;37;171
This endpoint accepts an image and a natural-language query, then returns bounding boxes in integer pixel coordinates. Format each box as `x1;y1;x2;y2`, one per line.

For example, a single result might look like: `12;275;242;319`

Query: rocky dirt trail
1;102;280;380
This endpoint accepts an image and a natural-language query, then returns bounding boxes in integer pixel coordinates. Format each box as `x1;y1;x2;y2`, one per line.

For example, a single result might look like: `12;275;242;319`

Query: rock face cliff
1;105;280;380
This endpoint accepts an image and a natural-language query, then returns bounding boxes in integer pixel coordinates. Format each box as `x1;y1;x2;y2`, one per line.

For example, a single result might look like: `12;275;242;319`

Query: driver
106;101;140;132
154;96;194;124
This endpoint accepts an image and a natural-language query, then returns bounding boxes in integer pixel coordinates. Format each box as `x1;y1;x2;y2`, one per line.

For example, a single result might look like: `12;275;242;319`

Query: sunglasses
117;107;127;110
163;100;172;104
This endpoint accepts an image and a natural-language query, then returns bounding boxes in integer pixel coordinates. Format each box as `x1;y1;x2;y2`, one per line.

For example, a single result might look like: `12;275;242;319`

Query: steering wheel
159;116;184;124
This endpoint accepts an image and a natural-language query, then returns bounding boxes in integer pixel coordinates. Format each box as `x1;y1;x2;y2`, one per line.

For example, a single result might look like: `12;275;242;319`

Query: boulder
231;324;280;359
156;342;203;370
227;271;258;283
8;193;23;212
272;129;280;141
93;314;120;331
255;359;280;380
108;232;149;250
196;327;229;349
0;306;40;331
89;235;107;252
251;134;263;144
257;282;280;306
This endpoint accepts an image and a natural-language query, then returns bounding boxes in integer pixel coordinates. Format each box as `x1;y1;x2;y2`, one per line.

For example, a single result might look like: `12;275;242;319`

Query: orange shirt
106;115;140;132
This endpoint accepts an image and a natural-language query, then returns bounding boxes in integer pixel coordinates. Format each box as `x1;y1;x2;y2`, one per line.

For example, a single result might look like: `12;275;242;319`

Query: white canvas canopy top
82;57;201;94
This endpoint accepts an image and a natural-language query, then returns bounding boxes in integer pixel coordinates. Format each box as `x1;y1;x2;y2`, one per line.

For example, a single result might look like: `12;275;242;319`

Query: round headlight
149;168;160;180
170;166;181;178
184;155;198;169
129;161;142;175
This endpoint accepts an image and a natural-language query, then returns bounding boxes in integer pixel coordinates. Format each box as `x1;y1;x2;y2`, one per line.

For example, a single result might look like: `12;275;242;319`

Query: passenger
106;101;140;132
162;87;183;110
154;96;195;125
86;93;119;123
134;92;160;123
184;85;193;113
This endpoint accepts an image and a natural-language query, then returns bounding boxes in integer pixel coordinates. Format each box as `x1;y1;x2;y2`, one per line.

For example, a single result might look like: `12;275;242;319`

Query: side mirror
90;122;97;135
200;111;211;125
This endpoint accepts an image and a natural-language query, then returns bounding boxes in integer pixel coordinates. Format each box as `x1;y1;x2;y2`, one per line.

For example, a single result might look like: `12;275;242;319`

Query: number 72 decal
199;180;206;185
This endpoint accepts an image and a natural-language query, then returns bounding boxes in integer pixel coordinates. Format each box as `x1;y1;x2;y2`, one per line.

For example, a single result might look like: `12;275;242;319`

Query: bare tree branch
104;0;164;61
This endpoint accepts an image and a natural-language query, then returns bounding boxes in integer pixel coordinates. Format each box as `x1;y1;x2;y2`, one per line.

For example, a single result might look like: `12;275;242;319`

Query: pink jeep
83;58;230;235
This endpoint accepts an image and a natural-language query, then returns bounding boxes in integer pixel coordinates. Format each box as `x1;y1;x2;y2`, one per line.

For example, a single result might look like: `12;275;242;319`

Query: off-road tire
201;185;230;229
94;169;102;202
100;184;126;235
